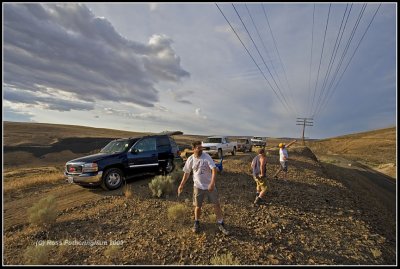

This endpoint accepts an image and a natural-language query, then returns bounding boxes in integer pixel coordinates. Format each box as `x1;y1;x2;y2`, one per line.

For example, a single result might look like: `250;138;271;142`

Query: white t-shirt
183;152;216;190
279;148;288;162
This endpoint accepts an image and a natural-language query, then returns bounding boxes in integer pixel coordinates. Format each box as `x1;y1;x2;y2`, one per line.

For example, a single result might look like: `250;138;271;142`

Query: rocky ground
3;146;396;265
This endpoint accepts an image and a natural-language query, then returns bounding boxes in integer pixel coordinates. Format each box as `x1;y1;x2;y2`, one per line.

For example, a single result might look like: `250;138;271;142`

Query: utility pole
296;118;313;145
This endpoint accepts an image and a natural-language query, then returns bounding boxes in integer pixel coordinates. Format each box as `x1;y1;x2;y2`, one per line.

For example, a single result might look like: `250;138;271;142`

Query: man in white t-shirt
273;139;297;180
178;141;229;235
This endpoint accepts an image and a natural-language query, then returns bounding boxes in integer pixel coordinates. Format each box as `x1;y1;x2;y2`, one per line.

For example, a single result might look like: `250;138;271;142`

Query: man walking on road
178;141;230;235
251;148;269;205
273;139;297;180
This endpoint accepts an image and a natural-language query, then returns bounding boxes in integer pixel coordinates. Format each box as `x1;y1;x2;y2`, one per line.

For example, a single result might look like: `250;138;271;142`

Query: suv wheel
101;168;124;190
165;159;175;174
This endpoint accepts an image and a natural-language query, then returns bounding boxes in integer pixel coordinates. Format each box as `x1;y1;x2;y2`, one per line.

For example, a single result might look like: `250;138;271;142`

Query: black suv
64;135;182;190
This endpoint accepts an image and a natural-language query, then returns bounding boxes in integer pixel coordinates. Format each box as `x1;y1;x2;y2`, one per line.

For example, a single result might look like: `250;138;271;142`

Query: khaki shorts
253;175;270;192
280;161;288;172
193;187;220;207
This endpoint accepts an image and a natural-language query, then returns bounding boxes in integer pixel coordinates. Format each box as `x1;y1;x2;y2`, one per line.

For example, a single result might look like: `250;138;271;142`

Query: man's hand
178;184;184;196
208;183;215;192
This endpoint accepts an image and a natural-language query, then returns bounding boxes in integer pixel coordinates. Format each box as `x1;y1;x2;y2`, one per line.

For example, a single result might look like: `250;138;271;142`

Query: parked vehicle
235;137;253;152
251;136;267;147
202;136;237;159
64;135;182;190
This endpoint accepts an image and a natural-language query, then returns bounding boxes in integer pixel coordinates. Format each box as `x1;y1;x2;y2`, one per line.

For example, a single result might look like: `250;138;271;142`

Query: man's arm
208;168;217;192
178;172;190;196
286;139;297;148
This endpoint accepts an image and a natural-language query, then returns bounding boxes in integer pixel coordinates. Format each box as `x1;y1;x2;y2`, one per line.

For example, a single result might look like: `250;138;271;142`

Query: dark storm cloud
3;3;190;110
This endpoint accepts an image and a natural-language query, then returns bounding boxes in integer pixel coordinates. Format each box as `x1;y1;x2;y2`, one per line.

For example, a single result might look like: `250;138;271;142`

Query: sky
2;3;397;139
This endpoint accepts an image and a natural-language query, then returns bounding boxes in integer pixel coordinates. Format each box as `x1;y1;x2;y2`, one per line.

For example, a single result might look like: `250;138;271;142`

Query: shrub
210;252;240;265
167;204;187;223
148;175;175;198
27;195;58;227
104;244;121;263
23;245;52;265
208;213;217;223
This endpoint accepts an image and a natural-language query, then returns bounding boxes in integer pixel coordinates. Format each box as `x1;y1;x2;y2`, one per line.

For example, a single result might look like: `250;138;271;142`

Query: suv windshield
253;137;264;140
100;140;130;154
204;138;222;143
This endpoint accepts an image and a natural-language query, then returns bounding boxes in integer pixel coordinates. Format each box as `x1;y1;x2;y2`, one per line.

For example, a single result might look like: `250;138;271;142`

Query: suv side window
157;136;171;152
134;137;157;152
169;136;179;153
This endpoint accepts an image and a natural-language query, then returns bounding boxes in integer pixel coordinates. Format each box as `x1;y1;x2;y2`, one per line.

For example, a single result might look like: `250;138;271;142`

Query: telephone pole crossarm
296;117;314;145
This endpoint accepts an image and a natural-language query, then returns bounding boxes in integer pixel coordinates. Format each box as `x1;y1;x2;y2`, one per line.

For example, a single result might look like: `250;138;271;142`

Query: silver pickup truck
251;136;267;147
202;136;237;159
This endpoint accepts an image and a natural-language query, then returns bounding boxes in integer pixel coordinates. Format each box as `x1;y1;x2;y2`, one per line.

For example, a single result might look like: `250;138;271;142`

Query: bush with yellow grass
27;195;58;227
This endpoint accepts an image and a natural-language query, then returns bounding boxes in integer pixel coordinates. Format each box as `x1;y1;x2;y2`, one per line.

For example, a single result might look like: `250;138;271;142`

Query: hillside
307;127;396;179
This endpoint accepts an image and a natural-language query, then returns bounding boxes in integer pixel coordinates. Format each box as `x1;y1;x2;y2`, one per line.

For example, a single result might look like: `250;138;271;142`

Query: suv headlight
82;163;98;173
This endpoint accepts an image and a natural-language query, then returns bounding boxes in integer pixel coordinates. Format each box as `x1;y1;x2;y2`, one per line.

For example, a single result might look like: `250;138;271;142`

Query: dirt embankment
3;146;396;265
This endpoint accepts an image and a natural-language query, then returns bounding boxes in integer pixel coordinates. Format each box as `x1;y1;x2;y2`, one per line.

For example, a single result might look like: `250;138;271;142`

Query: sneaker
192;221;200;233
254;196;266;205
218;223;230;235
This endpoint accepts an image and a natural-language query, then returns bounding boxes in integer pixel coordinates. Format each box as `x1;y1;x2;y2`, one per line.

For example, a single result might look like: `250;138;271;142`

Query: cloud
195;108;207;120
4;86;94;111
103;107;157;120
168;88;193;104
3;3;190;111
4;107;35;122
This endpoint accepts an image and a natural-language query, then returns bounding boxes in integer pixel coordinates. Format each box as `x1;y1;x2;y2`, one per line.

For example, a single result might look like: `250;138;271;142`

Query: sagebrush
23;245;52;265
149;175;175;198
27;194;58;227
167;204;187;223
210;252;240;265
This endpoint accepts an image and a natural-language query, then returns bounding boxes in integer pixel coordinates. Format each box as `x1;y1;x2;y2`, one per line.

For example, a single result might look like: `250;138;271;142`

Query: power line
261;3;299;116
214;3;290;114
244;4;285;98
310;4;331;117
317;3;382;118
231;3;294;115
307;4;316;118
313;3;365;118
313;4;350;117
313;3;367;118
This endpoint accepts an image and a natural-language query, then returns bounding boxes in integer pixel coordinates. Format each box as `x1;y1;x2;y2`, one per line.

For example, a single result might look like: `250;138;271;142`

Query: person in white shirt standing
178;141;229;235
273;139;297;180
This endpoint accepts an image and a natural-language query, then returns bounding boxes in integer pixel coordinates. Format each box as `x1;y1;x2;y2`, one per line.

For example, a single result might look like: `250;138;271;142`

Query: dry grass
167;204;187;223
27;195;58;227
122;184;134;199
104;245;122;263
210;252;240;265
4;169;65;192
23;245;53;265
